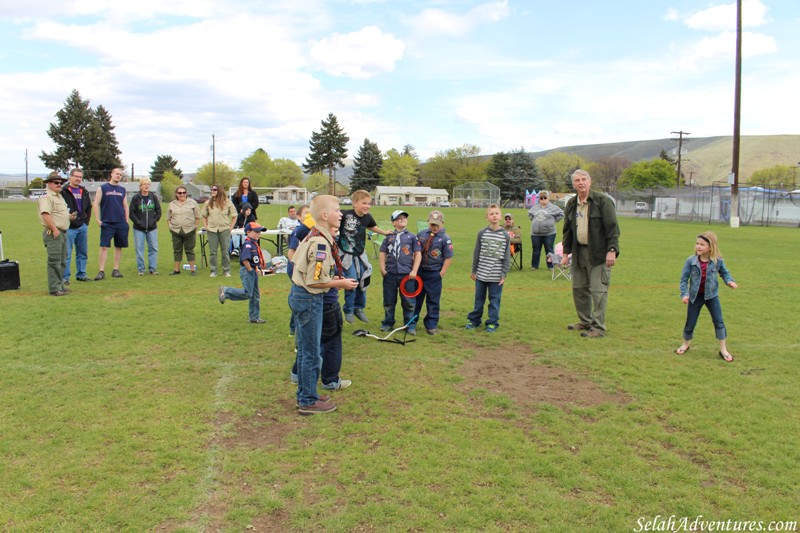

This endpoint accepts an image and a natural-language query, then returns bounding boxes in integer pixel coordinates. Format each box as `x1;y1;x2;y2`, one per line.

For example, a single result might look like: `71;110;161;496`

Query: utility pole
131;163;134;182
730;0;742;228
25;149;29;188
211;134;216;183
671;130;690;188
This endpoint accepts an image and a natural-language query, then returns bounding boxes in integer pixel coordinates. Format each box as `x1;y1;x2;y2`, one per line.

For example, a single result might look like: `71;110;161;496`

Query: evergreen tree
350;138;383;193
486;148;541;201
40;90;102;177
150;155;183;182
40;90;123;180
303;113;349;194
89;105;123;180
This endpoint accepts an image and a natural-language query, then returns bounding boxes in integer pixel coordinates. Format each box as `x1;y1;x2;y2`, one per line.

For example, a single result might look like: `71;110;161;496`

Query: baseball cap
504;213;513;219
391;210;409;221
244;222;266;233
427;211;444;225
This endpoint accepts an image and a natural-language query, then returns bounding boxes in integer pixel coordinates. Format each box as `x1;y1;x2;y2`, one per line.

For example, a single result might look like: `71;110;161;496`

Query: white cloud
677;31;777;69
412;0;509;38
683;0;768;32
308;26;405;79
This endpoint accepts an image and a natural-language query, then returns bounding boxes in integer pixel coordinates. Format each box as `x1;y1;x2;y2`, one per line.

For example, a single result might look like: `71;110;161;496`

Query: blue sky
0;0;797;175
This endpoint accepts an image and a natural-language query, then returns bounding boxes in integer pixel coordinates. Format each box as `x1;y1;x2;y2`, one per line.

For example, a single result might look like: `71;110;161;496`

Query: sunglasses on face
176;191;187;195
211;188;218;192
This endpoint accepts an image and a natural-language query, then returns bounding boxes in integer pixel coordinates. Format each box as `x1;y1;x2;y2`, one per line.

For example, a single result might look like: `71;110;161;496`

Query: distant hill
527;135;800;186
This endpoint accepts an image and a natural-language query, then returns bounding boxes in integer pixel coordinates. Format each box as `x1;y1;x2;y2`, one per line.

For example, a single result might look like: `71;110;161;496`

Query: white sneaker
224;271;231;278
324;379;352;390
209;272;217;278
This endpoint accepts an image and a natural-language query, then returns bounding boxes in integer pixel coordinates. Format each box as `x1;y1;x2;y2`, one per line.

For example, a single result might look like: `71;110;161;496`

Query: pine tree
350;138;383;193
40;90;123;180
150;155;183;182
88;105;123;181
486;148;542;201
303;113;349;194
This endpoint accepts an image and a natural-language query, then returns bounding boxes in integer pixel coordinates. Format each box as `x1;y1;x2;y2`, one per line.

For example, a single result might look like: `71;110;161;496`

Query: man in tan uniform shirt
38;172;75;296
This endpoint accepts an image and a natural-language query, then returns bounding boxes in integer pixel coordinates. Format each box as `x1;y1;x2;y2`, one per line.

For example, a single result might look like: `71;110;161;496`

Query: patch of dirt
219;403;305;450
459;343;628;410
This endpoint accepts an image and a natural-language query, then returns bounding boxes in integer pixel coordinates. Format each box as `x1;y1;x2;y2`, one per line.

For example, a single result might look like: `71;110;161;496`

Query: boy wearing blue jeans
413;210;454;335
290;195;357;415
379;210;421;333
218;222;267;324
466;204;510;333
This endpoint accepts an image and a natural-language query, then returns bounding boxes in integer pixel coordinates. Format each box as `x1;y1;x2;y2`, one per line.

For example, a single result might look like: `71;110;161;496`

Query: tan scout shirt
291;227;337;294
576;197;590;245
38;189;70;231
168;199;201;233
201;200;237;232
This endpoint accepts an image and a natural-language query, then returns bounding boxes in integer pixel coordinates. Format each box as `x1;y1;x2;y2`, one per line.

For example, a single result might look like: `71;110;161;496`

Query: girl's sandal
675;346;690;355
719;351;734;362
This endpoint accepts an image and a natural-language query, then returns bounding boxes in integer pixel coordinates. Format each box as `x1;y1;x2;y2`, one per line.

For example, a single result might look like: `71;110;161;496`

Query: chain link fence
608;183;800;227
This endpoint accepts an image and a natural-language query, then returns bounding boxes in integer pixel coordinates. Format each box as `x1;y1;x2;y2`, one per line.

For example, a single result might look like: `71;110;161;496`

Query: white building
373;186;449;206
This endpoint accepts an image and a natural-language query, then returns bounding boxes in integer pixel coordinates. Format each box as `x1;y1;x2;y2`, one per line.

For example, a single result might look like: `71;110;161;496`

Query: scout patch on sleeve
314;243;326;280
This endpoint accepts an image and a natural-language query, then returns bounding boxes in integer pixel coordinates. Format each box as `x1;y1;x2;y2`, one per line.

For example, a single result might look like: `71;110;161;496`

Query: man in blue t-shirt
92;167;129;280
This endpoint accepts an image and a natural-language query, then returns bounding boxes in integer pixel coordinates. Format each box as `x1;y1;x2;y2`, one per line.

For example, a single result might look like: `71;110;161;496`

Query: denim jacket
680;255;735;303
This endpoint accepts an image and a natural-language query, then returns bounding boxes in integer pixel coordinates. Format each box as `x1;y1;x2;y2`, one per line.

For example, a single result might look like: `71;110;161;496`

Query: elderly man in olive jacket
561;169;620;338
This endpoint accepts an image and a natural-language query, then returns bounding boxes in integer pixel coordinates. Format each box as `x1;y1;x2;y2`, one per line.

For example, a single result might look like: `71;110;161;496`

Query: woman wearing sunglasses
167;186;201;275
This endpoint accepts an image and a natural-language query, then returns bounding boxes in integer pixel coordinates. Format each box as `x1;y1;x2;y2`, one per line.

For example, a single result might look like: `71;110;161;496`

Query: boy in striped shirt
466;204;510;333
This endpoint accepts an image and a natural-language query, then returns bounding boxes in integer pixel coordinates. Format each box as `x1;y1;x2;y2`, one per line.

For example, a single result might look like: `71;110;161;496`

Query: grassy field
1;201;798;532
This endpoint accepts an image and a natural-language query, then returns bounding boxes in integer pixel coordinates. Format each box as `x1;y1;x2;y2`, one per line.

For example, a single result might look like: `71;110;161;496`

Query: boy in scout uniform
218;222;268;323
379;210;422;334
38;172;75;296
413;210;454;335
290;195;357;415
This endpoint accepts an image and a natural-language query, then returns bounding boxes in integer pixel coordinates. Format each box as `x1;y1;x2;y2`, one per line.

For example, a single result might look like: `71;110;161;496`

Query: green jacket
562;190;620;267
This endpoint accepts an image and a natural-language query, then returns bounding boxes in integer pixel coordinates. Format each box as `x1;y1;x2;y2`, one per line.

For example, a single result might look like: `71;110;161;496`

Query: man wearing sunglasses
38;172;74;295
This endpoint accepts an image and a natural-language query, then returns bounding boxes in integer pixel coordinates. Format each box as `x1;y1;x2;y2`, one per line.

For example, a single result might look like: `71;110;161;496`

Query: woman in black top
231;177;259;220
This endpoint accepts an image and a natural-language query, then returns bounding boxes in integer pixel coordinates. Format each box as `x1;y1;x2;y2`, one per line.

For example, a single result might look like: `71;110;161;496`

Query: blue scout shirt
380;229;421;275
417;228;454;272
239;237;264;270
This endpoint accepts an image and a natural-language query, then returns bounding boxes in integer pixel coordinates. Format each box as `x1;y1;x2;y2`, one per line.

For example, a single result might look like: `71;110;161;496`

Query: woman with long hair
201;184;237;277
231;177;259;219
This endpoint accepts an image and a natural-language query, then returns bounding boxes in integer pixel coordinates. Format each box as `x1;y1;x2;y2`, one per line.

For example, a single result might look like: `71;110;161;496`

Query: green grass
1;201;799;531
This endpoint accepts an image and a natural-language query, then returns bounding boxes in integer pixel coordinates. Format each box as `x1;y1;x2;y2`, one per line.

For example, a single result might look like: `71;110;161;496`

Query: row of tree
41;92;737;199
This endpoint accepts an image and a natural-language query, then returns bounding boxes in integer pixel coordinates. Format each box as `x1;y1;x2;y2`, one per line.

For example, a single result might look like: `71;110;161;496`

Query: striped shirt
471;227;510;282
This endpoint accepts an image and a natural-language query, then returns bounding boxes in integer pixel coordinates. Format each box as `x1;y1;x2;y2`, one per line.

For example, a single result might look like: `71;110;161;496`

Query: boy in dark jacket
60;168;93;283
231;202;255;257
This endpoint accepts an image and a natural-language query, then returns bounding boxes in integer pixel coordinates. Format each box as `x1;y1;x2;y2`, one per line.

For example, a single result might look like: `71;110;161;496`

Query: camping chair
548;242;571;281
368;221;392;259
509;238;523;270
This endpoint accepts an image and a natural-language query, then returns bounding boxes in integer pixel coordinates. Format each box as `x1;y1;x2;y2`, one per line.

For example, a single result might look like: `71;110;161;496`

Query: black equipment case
0;231;21;291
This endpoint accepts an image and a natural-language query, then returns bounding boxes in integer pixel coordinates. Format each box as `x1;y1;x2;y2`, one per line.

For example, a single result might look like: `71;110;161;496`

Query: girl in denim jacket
675;231;738;361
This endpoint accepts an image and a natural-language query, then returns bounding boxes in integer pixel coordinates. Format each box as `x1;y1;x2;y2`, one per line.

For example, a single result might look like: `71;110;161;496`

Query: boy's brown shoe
567;323;591;331
297;399;336;415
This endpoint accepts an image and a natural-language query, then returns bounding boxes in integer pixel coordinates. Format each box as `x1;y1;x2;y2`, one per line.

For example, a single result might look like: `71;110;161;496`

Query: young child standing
379;210;422;333
413;210;454;335
291;195;358;414
338;190;391;324
218;222;267;324
466;204;510;333
676;231;738;361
